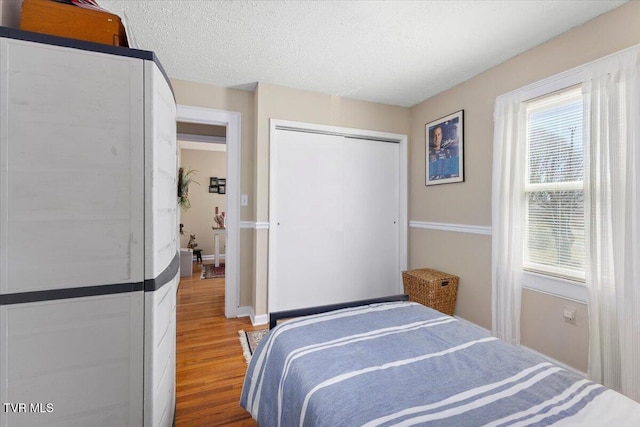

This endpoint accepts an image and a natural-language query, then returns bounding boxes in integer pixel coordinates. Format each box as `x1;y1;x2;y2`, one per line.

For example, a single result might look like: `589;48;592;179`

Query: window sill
522;270;588;303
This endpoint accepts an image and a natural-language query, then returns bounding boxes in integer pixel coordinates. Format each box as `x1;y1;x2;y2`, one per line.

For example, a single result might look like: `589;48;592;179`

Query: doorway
176;106;241;318
178;125;226;270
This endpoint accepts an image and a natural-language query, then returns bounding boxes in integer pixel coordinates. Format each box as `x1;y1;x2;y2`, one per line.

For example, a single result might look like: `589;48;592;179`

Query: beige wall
5;0;635;369
171;79;255;307
521;289;589;372
172;79;255;220
410;229;492;328
179;149;227;256
253;83;411;315
172;80;411;316
0;0;21;28
409;1;640;371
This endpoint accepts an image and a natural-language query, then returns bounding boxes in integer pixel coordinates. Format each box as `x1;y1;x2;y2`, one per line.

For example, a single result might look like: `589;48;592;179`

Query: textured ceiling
100;0;626;107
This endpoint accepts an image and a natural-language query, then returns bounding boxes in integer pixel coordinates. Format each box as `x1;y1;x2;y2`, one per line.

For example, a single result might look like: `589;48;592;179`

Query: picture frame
218;185;226;194
209;185;218;193
425;110;464;186
210;177;218;186
218;178;226;186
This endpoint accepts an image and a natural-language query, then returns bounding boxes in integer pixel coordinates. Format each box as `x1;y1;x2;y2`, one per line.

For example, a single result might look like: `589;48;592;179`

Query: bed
240;296;640;426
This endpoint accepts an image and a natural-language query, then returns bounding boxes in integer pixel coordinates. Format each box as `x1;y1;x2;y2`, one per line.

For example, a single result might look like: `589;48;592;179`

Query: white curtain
583;47;640;401
491;92;526;345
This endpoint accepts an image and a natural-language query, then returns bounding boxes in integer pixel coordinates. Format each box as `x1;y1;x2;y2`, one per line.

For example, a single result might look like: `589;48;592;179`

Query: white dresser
0;28;178;427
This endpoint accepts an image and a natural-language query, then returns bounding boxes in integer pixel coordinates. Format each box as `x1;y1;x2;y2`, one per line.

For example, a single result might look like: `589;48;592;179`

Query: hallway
175;262;259;426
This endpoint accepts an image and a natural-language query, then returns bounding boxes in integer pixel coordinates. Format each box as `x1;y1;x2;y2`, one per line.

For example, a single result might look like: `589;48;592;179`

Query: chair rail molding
240;221;269;229
409;220;492;236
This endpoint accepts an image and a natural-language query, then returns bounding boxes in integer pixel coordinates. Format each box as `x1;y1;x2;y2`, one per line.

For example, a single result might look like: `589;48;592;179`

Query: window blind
524;88;585;280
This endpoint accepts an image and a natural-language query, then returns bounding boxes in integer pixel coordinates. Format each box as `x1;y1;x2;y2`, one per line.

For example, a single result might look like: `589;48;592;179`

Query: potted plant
177;167;199;210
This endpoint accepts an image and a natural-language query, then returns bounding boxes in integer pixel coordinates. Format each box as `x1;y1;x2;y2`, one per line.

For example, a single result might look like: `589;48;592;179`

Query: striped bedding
240;301;640;426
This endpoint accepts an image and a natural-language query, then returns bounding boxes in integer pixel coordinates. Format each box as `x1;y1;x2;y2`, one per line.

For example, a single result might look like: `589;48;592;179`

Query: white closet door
269;129;400;312
270;132;345;311
342;137;400;301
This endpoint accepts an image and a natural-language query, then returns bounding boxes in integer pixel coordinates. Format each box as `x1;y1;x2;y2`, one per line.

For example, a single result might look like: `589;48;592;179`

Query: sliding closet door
270;131;344;311
342;137;400;300
269;127;401;312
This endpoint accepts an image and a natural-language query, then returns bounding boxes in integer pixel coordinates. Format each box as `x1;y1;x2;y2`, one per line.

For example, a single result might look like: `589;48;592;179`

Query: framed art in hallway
426;110;464;186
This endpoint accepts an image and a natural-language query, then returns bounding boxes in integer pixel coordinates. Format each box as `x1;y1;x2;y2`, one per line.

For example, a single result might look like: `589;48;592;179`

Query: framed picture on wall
218;185;226;194
218;178;226;186
210;177;218;186
209;185;218;193
425;110;464;186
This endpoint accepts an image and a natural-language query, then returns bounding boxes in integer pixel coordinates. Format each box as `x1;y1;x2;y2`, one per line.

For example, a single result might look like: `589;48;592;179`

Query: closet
0;28;177;427
268;121;407;312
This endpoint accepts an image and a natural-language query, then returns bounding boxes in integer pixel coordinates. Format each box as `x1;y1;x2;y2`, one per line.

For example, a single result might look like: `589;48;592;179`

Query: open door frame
176;105;241;318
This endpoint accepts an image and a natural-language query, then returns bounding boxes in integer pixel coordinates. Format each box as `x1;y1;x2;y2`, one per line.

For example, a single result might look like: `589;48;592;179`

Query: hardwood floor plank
175;262;260;426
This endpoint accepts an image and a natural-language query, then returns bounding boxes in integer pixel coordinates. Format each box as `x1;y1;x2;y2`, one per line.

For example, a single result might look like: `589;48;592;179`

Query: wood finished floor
176;262;261;427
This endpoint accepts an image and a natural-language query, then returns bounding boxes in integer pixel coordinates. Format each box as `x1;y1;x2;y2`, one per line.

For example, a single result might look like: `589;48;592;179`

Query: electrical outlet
563;305;576;324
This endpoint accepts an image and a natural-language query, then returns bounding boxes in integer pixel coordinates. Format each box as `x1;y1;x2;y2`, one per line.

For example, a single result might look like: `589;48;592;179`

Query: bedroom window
495;47;640;378
524;87;584;282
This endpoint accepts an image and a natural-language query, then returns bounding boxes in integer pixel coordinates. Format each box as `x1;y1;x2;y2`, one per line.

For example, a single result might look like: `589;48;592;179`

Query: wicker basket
402;268;459;315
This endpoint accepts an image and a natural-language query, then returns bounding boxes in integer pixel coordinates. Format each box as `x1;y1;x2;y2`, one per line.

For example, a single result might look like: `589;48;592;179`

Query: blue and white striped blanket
241;301;640;426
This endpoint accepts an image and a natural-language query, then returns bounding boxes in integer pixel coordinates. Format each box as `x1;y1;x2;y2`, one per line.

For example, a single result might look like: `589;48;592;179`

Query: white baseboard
238;306;268;325
192;254;225;261
251;309;268;326
236;306;252;318
237;306;268;326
